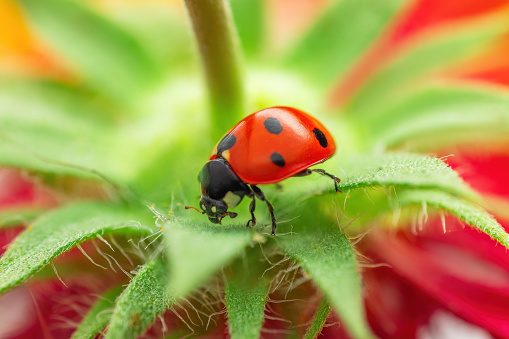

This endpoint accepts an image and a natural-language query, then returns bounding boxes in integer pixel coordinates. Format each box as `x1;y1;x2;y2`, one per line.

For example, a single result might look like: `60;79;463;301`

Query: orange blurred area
0;0;33;52
329;0;509;107
268;0;332;48
444;33;509;87
390;0;509;43
0;0;69;78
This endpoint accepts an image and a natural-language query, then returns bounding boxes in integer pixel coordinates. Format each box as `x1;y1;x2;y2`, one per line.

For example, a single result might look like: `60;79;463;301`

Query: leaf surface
399;189;509;249
225;277;268;339
281;228;373;339
165;219;254;296
345;16;508;114
303;299;331;339
0;202;150;294
71;287;123;339
283;0;404;89
358;84;509;149
106;259;175;339
17;0;162;102
281;153;477;202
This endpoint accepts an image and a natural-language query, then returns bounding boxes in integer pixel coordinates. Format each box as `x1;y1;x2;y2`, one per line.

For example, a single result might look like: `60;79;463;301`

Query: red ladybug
186;106;340;235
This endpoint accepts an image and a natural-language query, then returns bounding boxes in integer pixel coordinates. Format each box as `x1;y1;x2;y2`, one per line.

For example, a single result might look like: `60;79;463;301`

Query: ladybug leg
246;196;256;228
251;185;277;235
311;169;342;193
293;169;312;177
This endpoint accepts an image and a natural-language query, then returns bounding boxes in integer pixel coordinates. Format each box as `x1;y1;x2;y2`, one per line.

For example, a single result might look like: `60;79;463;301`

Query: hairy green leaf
0;202;150;294
304;299;331;339
346;15;508;115
280;153;477;202
17;0;162;102
225;277;268;339
281;228;373;339
165;219;254;297
283;0;404;89
106;259;175;339
399;189;509;249
358;84;509;149
71;286;123;339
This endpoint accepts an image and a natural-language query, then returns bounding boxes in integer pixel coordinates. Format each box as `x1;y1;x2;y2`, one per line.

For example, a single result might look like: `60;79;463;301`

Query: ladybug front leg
246;196;256;228
311;169;341;193
251;185;277;235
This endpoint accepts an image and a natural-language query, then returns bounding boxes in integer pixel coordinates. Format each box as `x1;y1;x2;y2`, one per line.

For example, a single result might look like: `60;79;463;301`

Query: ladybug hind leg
250;185;277;235
311;169;342;193
246;194;256;228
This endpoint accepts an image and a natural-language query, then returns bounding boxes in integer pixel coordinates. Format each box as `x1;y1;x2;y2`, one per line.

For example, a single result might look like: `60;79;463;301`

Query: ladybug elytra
186;106;340;235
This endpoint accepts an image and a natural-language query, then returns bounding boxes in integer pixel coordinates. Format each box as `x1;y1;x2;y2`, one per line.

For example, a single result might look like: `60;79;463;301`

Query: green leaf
280;153;477;202
0;80;124;178
0;202;151;294
357;84;509;149
225;277;268;339
399;189;509;249
0;208;45;228
283;0;404;89
281;228;373;339
71;286;123;339
106;259;176;339
16;0;162;103
303;299;331;339
345;15;508;115
229;0;264;59
165;219;254;297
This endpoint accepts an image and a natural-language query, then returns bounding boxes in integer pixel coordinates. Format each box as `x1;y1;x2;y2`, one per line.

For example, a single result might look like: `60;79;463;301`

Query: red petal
364;220;509;338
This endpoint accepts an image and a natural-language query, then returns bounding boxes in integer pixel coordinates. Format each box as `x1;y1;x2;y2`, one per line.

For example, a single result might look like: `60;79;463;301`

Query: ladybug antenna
185;206;205;214
227;212;238;219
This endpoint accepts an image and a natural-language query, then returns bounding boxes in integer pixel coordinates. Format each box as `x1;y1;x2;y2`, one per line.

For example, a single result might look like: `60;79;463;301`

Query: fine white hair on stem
76;243;107;270
182;298;205;325
97;234;114;252
147;204;170;227
440;211;447;233
104;253;133;279
109;236;134;266
171;306;195;334
418;201;428;231
92;240;117;272
284;264;301;299
206;309;226;331
158;313;168;334
51;261;68;288
343;189;351;211
175;300;199;327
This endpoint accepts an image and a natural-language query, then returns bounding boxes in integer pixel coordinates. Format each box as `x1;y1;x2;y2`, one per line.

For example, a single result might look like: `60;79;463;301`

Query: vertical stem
183;0;245;138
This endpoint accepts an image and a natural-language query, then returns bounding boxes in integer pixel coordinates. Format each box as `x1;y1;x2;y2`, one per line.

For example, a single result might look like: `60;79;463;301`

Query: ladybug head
198;196;237;224
185;158;248;225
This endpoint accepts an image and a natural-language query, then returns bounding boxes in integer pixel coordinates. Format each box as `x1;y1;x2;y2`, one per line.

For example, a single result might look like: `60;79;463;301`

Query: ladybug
186;106;340;235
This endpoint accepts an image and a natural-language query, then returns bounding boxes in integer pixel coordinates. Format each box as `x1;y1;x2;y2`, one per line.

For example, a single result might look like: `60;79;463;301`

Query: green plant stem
183;0;245;138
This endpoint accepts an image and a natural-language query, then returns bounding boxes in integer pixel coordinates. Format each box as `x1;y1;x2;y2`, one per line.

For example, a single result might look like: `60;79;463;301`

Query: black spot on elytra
264;117;283;135
270;152;285;167
313;128;328;148
217;133;236;154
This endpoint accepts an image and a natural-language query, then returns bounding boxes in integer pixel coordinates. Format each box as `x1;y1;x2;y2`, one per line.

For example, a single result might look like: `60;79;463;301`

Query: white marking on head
211;206;217;213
